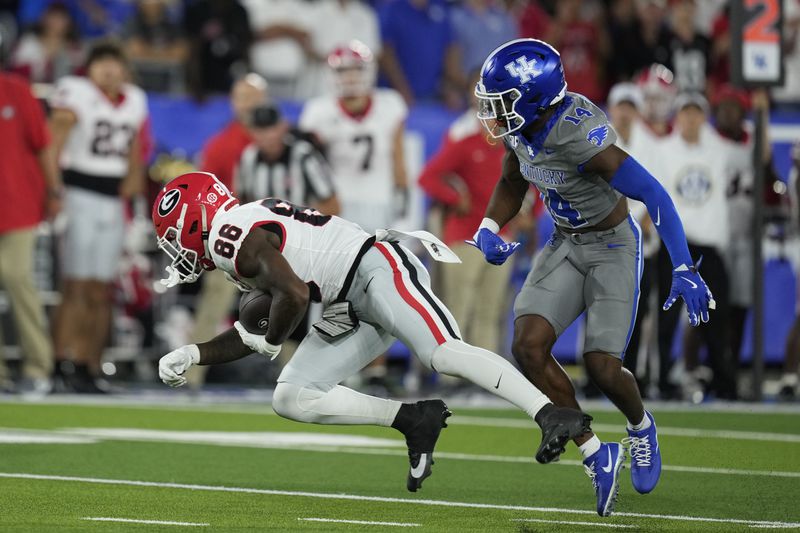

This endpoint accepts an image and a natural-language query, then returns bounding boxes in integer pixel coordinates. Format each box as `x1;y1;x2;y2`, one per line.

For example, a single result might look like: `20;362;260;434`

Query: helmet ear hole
188;220;199;235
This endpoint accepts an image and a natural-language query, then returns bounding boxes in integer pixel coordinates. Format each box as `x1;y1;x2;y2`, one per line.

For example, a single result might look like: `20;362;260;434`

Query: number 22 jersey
51;76;148;191
208;198;372;305
506;92;620;229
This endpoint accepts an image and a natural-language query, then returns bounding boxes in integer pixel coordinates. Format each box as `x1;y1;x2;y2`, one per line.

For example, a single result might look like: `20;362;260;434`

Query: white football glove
234;321;282;360
158;344;200;387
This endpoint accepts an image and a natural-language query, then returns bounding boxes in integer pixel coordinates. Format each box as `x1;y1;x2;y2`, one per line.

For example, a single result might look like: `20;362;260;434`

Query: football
238;289;273;335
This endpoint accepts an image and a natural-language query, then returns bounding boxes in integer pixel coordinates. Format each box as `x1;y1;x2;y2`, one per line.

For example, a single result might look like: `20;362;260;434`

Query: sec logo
207;192;218;203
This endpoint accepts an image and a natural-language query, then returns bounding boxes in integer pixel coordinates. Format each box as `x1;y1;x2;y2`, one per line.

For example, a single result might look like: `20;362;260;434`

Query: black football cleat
535;405;593;464
399;399;451;492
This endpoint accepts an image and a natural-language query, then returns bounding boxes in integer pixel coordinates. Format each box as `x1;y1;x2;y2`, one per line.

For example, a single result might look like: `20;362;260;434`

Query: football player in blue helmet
468;39;715;517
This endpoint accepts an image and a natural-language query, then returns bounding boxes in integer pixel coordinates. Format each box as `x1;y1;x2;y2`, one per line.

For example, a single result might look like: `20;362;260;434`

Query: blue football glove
466;228;521;265
663;259;716;327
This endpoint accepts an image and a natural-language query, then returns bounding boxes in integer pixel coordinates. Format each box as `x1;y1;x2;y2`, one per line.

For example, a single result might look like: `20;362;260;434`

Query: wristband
479;217;500;234
187;344;200;364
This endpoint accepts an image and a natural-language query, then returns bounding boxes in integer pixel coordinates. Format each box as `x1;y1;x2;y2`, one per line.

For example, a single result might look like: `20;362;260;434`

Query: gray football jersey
507;92;621;229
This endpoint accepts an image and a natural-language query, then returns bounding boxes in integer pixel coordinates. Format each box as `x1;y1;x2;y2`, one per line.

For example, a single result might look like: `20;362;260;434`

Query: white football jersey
299;89;407;231
650;124;733;250
208;198;371;305
52;76;148;178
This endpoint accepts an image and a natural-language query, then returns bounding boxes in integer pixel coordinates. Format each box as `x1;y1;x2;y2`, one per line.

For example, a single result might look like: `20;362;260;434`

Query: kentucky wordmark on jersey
506;92;621;229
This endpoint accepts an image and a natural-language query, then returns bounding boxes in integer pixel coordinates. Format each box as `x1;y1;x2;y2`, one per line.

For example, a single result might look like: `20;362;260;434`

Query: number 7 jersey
208;198;372;305
507;92;621;229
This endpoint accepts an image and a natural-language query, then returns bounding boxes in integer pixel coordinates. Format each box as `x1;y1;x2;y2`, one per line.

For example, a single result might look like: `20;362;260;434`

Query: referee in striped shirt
236;104;340;216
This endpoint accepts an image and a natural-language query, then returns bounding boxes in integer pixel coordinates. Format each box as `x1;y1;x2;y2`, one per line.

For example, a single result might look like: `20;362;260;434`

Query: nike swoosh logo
601;448;614;473
654;207;661;227
363;277;375;293
680;276;698;289
607;243;625;249
544;148;555;155
410;453;428;478
494;373;503;389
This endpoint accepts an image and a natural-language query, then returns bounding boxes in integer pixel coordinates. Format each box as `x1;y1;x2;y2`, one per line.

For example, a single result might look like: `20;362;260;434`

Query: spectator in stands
773;0;800;108
0;71;59;397
306;0;381;97
607;0;649;84
11;1;82;84
19;0;133;39
183;72;269;390
544;0;609;103
244;0;316;100
184;0;252;98
607;82;658;394
515;0;551;40
708;3;732;91
124;0;188;92
658;0;711;93
378;0;464;106
450;0;516;76
417;70;523;354
651;93;735;400
632;0;671;70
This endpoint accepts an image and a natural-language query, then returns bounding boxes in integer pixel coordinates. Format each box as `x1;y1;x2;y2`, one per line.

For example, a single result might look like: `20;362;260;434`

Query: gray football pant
272;242;551;426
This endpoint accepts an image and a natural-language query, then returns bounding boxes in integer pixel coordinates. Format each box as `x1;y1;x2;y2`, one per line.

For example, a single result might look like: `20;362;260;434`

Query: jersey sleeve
557;96;618;171
50;76;85;116
298;142;335;201
298;98;326;140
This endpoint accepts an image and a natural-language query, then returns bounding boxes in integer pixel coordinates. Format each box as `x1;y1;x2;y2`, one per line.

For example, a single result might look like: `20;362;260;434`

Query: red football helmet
328;40;375;98
152;171;238;287
636;63;678;123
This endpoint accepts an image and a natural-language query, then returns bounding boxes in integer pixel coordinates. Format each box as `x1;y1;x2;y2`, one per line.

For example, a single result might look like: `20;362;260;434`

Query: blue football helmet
475;39;567;138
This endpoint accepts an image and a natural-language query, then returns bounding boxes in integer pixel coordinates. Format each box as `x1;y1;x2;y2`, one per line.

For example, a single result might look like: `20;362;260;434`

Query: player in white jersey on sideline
299;40;409;233
50;40;148;393
152;171;592;492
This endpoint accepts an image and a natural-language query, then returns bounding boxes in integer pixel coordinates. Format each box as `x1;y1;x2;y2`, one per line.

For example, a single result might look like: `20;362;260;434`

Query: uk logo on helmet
504;56;542;83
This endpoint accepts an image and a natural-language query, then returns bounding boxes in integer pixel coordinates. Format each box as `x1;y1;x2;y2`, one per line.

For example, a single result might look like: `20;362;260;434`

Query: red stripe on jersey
374;242;446;345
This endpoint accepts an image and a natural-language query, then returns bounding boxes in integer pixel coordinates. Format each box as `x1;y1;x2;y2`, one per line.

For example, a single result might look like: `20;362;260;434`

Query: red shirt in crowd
0;73;50;234
554;20;604;103
199;120;252;193
418;112;512;245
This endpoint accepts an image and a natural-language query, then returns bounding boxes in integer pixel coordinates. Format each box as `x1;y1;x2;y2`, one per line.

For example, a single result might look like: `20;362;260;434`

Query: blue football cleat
623;411;662;494
583;442;625;517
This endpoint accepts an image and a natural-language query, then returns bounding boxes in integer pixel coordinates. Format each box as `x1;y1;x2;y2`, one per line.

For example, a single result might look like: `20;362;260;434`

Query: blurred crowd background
1;0;800;403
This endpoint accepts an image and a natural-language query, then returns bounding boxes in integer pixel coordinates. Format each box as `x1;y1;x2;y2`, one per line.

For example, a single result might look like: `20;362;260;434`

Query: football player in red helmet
151;171;238;287
153;171;592;493
636;63;677;137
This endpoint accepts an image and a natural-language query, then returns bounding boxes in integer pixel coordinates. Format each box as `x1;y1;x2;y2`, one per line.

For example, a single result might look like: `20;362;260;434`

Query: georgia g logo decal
158;189;181;217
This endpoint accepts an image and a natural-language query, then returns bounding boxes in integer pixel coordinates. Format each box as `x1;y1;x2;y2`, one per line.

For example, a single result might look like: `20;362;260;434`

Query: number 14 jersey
208;198;372;305
507;92;621;230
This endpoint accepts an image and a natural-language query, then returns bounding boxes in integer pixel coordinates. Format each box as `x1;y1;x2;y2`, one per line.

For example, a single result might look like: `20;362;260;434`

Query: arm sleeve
299;144;335;201
417;136;463;206
610;156;692;268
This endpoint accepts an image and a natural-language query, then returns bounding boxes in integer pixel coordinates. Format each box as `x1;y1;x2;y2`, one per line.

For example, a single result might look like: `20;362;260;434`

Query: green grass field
1;397;799;532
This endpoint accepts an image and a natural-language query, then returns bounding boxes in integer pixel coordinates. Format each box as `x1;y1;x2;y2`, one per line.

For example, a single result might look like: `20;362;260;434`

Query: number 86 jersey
507;92;621;230
208;198;372;305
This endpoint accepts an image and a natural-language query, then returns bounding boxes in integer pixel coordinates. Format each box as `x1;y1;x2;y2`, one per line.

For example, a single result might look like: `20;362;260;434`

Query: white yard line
81;517;208;527
3;472;799;529
298;518;419;527
511;518;635;528
449;416;800;443
2;426;798;479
